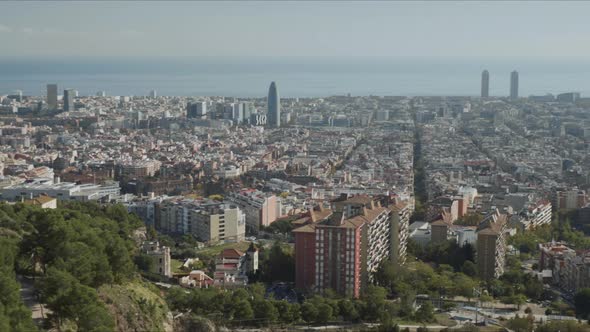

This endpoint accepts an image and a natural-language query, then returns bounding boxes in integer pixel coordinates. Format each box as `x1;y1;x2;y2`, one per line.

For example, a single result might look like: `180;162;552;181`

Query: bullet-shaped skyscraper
510;70;519;100
481;70;489;98
267;81;280;128
47;84;58;110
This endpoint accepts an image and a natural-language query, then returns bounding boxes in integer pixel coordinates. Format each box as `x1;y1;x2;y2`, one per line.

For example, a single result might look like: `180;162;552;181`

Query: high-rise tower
63;89;75;112
267;81;280;128
47;84;58;109
481;70;489;98
510;71;519;100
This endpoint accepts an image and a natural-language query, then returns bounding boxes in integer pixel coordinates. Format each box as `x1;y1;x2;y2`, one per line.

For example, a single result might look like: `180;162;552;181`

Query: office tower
47;84;58;109
63;89;75;112
149;90;157;98
187;101;207;118
510;70;519;100
267;81;280;128
481;70;489;98
232;103;244;123
96;91;106;97
242;102;253;121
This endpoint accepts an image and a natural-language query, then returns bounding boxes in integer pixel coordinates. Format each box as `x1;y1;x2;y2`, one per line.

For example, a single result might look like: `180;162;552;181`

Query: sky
1;1;590;58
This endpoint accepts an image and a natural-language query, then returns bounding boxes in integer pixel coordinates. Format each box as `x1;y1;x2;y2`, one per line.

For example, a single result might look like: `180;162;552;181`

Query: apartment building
520;200;552;230
555;189;587;210
228;189;280;233
293;195;406;298
118;160;162;178
539;241;590;294
155;198;245;243
476;211;508;280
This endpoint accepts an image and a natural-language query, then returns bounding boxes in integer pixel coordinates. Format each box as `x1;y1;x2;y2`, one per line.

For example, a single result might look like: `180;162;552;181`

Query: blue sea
0;57;589;98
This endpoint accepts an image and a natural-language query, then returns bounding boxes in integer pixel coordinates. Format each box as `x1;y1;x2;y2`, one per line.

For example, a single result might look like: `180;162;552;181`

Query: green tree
339;299;360;322
134;254;154;272
315;303;333;324
76;304;115;332
415;301;435;322
301;302;318;323
259;242;295;282
512;294;527;311
232;300;254;322
507;314;533;332
574;288;590;318
461;261;477;277
166;287;190;311
274;300;299;324
252;300;278;326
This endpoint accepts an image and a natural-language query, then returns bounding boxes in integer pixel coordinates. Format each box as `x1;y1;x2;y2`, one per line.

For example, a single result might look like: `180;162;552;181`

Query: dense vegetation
165;281;437;329
510;218;590;255
0;202;165;331
0;237;37;331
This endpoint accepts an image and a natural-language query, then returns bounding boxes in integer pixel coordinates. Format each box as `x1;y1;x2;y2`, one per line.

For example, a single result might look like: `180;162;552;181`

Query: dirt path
18;275;51;327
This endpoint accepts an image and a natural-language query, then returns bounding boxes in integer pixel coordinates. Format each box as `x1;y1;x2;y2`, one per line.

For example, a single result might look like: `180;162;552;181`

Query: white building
0;179;120;202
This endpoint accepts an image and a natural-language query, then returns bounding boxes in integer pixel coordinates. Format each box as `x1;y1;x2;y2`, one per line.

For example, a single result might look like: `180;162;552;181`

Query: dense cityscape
0;66;590;332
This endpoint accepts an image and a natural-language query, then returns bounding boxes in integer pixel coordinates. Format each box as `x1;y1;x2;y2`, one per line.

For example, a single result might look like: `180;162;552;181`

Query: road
18;275;51;327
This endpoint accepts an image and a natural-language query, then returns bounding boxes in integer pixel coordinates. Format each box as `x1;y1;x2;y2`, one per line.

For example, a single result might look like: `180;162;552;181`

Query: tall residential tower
267;81;280;128
481;70;489;98
510;70;519;100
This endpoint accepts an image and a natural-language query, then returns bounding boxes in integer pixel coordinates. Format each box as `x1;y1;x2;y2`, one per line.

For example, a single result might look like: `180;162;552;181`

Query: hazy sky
1;1;590;57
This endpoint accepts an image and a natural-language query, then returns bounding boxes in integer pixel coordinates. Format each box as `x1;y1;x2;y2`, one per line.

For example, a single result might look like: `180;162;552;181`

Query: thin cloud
0;24;12;33
120;29;142;37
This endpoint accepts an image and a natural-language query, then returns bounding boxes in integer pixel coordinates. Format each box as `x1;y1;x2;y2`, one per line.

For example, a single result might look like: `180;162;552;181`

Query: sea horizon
1;56;589;98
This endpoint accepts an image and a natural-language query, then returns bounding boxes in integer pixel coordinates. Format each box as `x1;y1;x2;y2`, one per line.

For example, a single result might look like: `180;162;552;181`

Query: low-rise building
213;245;258;288
23;195;57;209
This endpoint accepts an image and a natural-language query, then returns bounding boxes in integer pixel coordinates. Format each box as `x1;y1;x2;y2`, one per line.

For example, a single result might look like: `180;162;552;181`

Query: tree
134;254;154;272
415;301;435;322
315;303;333;324
574;288;590;319
453;273;477;301
40;268;113;330
166;287;190;311
232;300;254;322
461;261;477;277
77;304;115;332
375;260;397;292
507;315;533;332
301;302;318;323
339;299;360;322
273;300;298;324
252;300;278;326
512;294;527;311
259;242;295;282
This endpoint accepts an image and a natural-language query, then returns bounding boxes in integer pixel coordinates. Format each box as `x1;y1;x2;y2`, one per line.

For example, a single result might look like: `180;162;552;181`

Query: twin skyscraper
481;70;519;100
